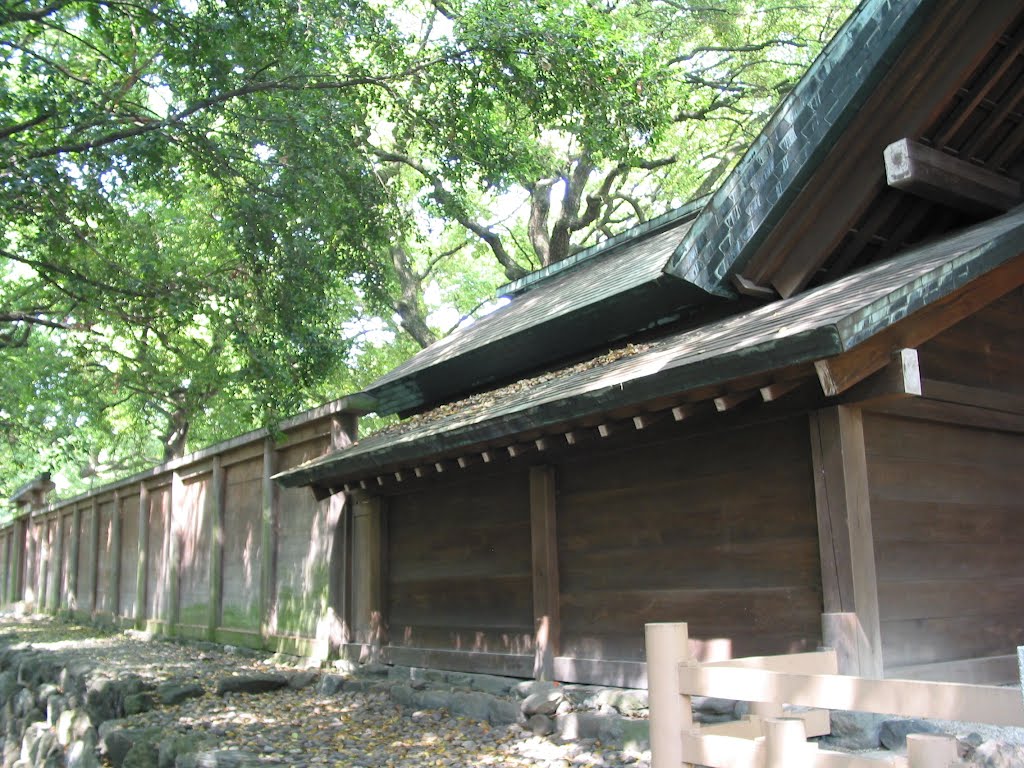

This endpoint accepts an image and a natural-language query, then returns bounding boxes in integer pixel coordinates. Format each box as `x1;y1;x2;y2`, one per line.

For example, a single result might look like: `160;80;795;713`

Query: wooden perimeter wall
865;291;1024;680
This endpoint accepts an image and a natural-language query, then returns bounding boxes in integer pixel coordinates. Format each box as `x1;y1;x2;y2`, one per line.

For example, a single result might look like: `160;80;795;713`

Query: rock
0;671;20;704
691;696;736;716
85;678;121;722
596;689;648;715
44;693;67;725
122;740;160;768
123;693;155;716
527;714;554;736
970;739;1024;768
447;692;493;722
879;718;944;751
522;691;564;717
12;689;34;718
177;750;286;768
466;674;519;696
99;724;162;768
487;697;520;725
512;680;558;699
358;664;389;678
389;685;416;708
820;710;885;751
416;690;452;711
56;708;93;747
67;738;101;768
620;719;651;752
34;684;59;710
285;671;317;690
555;713;624;743
21;721;53;766
214;675;288;696
157;733;216;768
156;684;204;707
340;679;381;694
316;675;346;696
331;660;357;675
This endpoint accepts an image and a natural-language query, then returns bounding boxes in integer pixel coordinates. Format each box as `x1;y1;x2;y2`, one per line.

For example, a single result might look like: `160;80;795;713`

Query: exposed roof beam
884;138;1023;215
838;348;922;406
714;390;757;413
760;380;805;403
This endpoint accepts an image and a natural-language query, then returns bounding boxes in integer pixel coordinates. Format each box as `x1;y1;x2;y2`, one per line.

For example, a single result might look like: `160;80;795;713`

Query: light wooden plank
260;440;278;637
884;138;1023;214
678;666;1024;726
703;650;837;675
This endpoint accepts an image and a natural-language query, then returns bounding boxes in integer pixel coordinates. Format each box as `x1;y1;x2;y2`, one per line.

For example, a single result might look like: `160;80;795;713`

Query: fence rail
646;622;1024;768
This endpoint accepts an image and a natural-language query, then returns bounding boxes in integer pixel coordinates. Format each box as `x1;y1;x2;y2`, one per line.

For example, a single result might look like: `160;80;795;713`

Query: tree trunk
390;244;438;349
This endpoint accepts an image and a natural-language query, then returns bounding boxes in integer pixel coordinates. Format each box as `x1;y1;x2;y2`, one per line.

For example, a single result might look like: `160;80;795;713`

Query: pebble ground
0;615;651;768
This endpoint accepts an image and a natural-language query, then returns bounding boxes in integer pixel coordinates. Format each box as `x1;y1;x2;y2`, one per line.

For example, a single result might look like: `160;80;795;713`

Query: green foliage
0;0;854;500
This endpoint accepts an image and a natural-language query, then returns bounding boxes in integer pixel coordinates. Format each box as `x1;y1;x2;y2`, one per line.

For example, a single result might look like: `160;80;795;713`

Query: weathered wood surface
177;472;211;628
557;417;821;663
220;461;262;630
864;411;1024;673
120;494;139;619
884;137;1023;214
386;470;533;655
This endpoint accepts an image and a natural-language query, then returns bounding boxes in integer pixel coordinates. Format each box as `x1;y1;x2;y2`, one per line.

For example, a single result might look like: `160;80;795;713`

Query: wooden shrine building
277;0;1024;686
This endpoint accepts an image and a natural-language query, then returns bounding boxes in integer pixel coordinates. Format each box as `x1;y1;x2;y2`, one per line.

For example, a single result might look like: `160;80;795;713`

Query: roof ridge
498;194;709;296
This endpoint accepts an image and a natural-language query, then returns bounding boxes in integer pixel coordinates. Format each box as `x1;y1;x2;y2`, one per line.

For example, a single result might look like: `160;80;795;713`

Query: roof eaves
274;325;841;488
663;0;935;295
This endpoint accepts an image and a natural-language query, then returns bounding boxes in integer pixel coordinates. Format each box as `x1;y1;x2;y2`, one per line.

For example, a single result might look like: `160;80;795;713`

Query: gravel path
0;614;650;768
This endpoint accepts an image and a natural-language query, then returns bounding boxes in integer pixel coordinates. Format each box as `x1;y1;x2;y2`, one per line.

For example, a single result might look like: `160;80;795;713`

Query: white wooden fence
645;622;1024;768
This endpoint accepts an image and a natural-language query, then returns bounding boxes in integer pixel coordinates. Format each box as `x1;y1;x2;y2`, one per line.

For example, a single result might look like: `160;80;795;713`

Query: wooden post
530;465;560;681
68;506;81;612
907;733;958;768
809;406;883;677
167;471;184;630
34;522;46;610
110;491;123;617
87;499;100;615
9;518;24;604
646;622;692;768
260;439;278;640
47;517;61;613
327;414;357;654
762;718;810;768
327;491;351;654
351;492;385;660
136;484;150;629
208;456;225;639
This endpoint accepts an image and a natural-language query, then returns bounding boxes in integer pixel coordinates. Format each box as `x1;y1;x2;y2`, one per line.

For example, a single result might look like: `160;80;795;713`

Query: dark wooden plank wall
916;290;1024;392
95;500;115;614
556;416;822;662
178;474;212;628
865;292;1024;670
865;413;1024;668
146;486;170;621
76;505;96;614
60;512;73;610
220;462;262;630
386;470;534;654
275;441;333;638
118;496;139;619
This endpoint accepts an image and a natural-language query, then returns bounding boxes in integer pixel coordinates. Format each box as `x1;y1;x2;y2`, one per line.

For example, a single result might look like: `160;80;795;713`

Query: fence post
906;733;957;767
646;622;692;768
762;718;810;768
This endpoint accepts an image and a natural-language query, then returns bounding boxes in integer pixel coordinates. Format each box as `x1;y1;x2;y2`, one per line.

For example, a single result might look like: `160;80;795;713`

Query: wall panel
386;469;533;655
557;416;821;662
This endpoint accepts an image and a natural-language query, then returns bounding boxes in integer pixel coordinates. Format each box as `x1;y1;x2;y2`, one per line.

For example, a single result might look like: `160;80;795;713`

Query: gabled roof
366;0;1024;415
365;205;712;415
668;0;1024;298
277;206;1024;490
